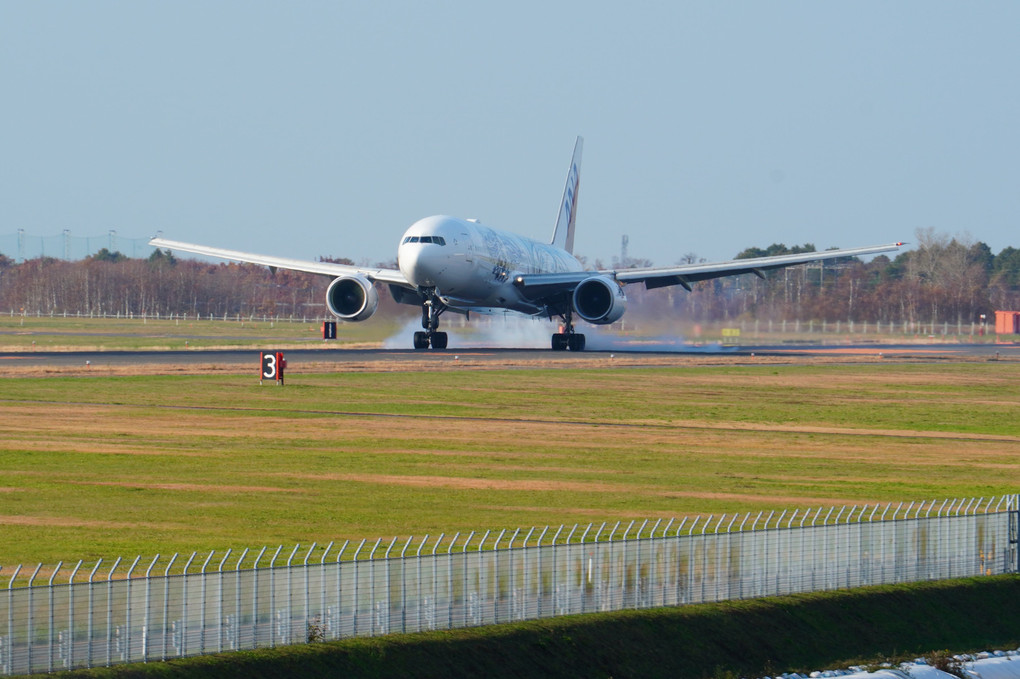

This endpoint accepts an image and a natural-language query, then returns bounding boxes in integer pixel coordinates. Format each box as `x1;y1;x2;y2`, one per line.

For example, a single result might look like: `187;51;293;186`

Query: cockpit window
402;236;446;245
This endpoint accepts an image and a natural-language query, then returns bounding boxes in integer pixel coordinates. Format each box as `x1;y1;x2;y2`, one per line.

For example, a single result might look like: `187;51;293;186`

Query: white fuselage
397;215;582;315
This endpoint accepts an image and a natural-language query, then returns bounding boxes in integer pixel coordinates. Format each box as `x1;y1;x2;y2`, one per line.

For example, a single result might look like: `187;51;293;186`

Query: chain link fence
1;496;1017;675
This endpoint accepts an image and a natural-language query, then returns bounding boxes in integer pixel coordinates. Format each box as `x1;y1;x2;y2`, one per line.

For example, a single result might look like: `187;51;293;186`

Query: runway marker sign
260;351;285;385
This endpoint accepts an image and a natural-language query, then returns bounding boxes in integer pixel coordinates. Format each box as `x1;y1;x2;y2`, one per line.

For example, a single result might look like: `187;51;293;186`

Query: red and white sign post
260;351;285;385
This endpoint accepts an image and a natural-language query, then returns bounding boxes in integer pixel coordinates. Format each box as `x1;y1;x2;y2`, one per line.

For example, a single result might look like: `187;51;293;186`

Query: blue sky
2;2;1018;266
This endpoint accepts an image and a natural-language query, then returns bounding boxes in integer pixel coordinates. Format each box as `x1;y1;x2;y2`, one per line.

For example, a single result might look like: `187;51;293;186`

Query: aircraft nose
399;242;442;288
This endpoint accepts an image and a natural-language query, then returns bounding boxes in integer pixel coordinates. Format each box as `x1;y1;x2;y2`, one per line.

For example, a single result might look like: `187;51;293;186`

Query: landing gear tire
552;307;585;351
414;289;450;350
552;333;585;351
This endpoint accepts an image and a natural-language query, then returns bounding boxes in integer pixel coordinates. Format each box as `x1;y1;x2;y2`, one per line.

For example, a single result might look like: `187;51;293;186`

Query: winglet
550;136;583;254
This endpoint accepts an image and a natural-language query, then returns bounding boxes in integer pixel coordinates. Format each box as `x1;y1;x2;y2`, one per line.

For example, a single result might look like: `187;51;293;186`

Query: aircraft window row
402;236;446;245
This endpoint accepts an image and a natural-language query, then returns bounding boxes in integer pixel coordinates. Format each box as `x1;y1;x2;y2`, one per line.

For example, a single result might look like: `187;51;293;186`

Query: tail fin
550;136;583;254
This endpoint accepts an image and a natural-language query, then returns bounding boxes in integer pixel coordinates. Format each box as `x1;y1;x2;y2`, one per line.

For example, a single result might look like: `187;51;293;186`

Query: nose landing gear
414;290;448;350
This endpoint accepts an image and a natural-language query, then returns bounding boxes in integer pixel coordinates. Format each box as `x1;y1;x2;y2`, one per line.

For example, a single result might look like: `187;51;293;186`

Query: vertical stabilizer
550;136;583;254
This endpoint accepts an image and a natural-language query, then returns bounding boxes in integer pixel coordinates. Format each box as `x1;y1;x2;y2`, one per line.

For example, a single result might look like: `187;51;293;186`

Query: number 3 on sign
260;351;284;384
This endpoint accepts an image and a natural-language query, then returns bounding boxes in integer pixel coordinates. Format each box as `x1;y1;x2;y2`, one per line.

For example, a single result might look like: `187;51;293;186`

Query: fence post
492;531;505;624
179;552;197;657
251;547;267;648
352;540;366;636
217;550;232;653
366;540;379;636
64;561;82;671
413;536;430;631
507;530;518;619
284;545;299;645
312;542;330;639
123;556;145;663
160;554;178;662
230;548;247;652
399;537;413;634
445;533;459;630
24;565;39;672
102;557;120;666
430;535;444;630
334;541;348;641
267;546;282;647
301;544;315;644
142;555;160;662
1010;494;1019;574
785;510;797;529
662;518;674;537
198;552;214;655
46;561;63;673
85;560;101;669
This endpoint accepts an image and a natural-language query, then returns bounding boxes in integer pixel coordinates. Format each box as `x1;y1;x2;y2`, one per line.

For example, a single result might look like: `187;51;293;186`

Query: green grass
35;575;1020;679
0;314;408;350
4;363;1019;431
1;363;1018;568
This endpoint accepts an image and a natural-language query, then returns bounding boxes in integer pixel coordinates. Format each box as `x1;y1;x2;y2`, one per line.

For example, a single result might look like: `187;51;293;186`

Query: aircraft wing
148;237;411;287
514;241;903;299
613;241;904;290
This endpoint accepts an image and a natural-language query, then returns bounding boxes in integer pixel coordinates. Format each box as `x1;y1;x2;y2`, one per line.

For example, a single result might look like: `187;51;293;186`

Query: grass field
2;353;1018;570
0;314;414;350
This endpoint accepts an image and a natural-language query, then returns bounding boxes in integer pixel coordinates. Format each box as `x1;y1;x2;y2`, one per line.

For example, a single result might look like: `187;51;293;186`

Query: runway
2;342;1017;372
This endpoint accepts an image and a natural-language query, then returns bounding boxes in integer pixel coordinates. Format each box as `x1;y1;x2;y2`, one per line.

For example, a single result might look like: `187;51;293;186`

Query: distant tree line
617;228;1020;325
0;248;346;318
0;229;1017;323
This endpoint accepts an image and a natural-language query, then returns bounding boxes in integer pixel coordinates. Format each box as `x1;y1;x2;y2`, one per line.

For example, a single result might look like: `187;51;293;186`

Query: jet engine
326;275;379;322
572;275;626;324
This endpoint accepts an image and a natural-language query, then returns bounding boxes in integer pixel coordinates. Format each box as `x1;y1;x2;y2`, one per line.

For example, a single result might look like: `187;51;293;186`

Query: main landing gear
551;308;585;351
413;290;448;350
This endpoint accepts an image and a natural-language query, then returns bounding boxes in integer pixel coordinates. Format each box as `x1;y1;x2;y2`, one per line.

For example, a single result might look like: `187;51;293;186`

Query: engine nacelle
572;275;626;325
326;275;379;322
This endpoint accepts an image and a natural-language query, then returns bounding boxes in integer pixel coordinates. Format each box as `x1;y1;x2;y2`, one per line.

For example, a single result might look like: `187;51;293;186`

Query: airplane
149;137;903;351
